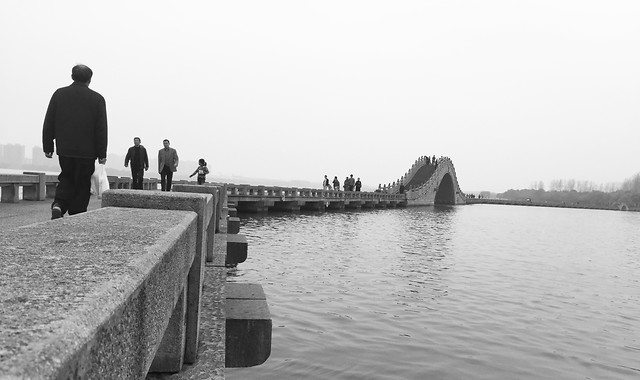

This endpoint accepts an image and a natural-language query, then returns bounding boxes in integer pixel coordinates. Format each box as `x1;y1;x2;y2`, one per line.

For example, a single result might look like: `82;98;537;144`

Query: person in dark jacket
333;176;340;191
43;64;108;219
124;137;149;189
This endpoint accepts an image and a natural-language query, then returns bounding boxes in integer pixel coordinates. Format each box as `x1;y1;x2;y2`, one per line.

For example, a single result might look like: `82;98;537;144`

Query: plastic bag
91;164;110;197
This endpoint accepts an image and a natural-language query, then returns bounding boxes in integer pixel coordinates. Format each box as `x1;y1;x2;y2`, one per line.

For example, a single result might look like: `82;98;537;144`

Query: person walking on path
124;137;149;189
189;158;209;185
158;139;179;191
43;64;108;219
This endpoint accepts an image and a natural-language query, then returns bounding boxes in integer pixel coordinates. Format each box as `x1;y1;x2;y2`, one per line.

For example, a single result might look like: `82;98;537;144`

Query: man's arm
124;148;131;167
95;96;108;161
143;147;149;170
42;92;57;156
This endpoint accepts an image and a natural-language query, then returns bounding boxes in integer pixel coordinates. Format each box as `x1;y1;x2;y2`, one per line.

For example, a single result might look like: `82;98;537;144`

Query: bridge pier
271;200;301;212
327;201;345;211
375;201;388;209
301;201;326;211
237;201;271;213
345;201;362;210
362;201;376;209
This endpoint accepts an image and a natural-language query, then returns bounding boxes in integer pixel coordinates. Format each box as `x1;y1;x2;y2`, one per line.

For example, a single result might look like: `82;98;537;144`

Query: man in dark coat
43;64;108;219
124;137;149;189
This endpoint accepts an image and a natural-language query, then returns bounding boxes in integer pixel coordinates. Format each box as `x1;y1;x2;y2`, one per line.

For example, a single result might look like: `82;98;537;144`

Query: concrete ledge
226;234;248;265
101;189;214;364
226;283;266;300
172;184;220;263
228;207;237;217
227;217;240;234
0;207;197;379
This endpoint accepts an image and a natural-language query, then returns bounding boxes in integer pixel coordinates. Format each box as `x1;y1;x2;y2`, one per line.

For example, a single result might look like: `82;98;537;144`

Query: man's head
71;64;93;84
163;139;170;149
133;137;141;147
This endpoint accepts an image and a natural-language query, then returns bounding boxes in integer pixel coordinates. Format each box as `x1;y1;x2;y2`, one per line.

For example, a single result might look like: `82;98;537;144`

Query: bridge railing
226;184;405;201
0;205;199;378
0;172;58;202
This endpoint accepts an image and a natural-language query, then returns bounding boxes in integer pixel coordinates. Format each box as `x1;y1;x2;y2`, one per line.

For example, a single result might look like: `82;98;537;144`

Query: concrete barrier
0;173;58;203
172;184;221;263
226;234;248;266
227;216;240;234
101;189;214;365
225;283;272;367
0;207;197;378
21;171;46;200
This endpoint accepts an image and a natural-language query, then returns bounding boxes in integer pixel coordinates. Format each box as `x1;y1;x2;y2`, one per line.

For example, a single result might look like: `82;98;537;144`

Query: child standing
190;158;209;185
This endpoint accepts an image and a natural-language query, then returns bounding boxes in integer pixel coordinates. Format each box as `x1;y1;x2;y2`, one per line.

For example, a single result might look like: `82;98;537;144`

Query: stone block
227;216;240;234
172;183;220;263
226;233;248;265
0;207;197;378
101;189;214;364
228;207;237;217
22;172;46;201
149;280;188;373
226;283;266;300
225;298;272;368
0;184;19;203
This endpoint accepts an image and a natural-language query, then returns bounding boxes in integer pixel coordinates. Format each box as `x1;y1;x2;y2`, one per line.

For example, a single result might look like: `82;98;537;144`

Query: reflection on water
226;205;640;380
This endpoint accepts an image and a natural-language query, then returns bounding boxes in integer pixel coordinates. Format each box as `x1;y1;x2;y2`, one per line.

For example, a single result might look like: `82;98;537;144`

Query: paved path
0;197;102;230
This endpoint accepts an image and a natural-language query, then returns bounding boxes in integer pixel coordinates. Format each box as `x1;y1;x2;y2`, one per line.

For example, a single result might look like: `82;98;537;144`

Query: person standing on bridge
43;64;108;220
355;177;362;191
158;139;179;191
347;174;354;191
323;175;330;190
124;137;149;189
333;176;340;191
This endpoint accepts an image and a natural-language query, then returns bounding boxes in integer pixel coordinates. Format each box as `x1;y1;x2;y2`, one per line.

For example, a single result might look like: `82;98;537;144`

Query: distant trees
497;172;640;209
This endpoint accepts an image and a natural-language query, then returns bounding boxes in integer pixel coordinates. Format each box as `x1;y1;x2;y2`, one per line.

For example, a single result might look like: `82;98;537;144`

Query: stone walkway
0;196;102;230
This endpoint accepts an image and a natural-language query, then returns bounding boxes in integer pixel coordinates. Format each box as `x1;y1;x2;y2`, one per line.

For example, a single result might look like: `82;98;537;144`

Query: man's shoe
51;205;62;220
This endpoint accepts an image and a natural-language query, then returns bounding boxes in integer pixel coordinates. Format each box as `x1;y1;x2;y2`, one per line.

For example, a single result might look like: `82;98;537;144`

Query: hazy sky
1;1;639;192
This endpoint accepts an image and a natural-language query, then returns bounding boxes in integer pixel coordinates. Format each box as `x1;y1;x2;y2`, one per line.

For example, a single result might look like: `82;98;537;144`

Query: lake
225;204;639;379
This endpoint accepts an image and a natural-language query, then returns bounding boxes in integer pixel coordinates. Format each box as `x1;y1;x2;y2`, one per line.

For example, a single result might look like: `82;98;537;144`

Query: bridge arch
434;173;456;205
397;156;465;206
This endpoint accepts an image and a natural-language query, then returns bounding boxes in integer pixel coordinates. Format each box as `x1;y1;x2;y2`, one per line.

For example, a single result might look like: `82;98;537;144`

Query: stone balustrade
0;172;58;202
2;187;272;379
0;207;198;378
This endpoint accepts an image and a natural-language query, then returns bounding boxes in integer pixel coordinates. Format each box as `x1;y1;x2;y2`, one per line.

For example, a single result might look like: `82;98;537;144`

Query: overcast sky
1;1;639;192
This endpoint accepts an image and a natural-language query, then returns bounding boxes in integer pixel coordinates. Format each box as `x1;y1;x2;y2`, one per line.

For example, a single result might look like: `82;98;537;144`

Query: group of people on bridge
323;174;362;192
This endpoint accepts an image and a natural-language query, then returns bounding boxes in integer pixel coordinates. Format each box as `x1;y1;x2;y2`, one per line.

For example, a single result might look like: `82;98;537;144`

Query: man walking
158;139;179;191
43;64;108;219
124;137;149;189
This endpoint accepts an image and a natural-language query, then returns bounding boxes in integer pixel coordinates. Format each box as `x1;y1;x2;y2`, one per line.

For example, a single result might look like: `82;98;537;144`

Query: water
225;205;640;379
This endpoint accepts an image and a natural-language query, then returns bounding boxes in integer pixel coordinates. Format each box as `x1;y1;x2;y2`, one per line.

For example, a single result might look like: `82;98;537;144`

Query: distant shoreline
465;197;636;212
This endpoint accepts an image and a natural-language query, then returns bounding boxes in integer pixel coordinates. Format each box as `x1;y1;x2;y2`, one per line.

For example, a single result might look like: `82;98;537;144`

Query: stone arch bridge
384;156;466;206
225;155;465;213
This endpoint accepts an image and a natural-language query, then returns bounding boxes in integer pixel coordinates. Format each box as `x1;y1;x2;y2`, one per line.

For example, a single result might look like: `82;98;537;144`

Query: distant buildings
0;144;26;167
